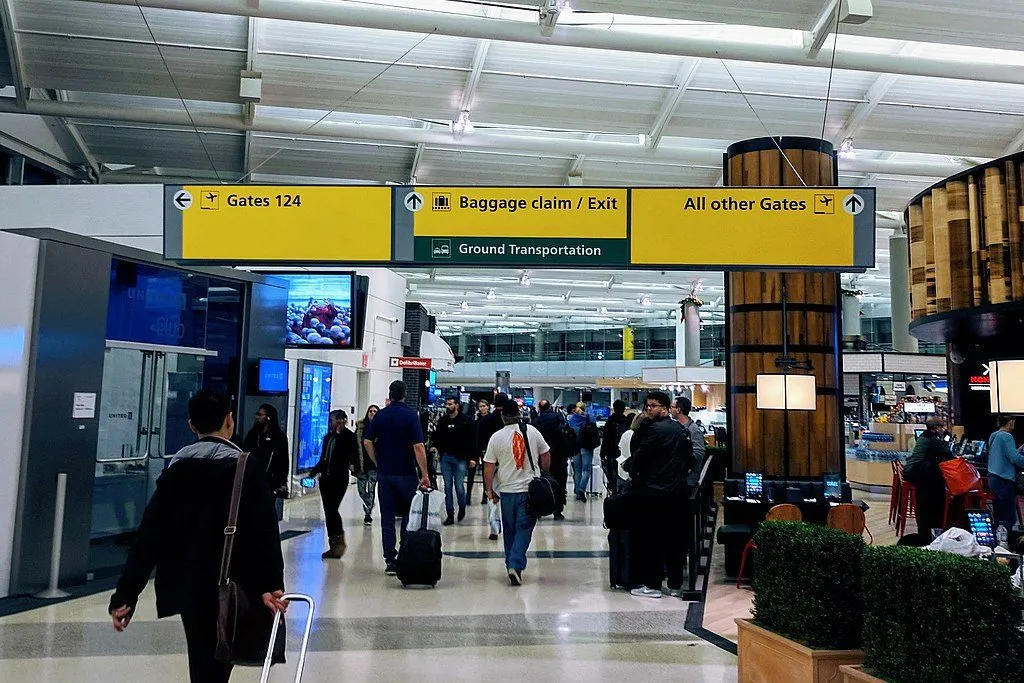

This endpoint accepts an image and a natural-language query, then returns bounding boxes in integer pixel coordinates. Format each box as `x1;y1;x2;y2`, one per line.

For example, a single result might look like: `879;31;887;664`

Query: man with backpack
483;400;551;586
599;400;632;495
569;402;601;501
532;399;571;520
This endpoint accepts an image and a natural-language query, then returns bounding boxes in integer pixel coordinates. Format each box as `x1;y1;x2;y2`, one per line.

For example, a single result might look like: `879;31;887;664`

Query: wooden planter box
737;619;866;683
839;665;887;682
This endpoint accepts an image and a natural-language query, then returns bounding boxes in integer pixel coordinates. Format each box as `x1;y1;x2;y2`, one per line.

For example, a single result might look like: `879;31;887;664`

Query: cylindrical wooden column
725;137;843;478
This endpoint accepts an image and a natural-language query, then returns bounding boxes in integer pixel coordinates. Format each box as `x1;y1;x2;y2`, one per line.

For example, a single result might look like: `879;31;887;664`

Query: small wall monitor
744;472;764;497
966;509;996;548
823;473;842;500
256;358;289;395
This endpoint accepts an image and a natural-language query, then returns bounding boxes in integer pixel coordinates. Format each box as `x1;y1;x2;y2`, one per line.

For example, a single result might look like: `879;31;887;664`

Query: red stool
736;504;802;589
897;479;917;538
888;460;903;525
942;488;991;529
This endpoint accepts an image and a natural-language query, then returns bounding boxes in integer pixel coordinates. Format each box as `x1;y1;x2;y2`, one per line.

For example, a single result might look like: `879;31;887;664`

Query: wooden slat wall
907;153;1024;322
725;142;841;478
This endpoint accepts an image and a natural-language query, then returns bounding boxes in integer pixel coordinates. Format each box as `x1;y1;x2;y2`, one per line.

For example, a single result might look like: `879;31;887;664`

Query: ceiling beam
0;0;28;106
805;0;839;59
647;59;702;150
459;38;491;113
1003;127;1024;156
0;98;972;180
88;0;1024;86
833;43;921;145
52;90;100;179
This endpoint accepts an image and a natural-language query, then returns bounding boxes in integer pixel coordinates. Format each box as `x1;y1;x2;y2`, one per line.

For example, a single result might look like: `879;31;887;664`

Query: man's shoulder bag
519;422;563;517
215;452;286;667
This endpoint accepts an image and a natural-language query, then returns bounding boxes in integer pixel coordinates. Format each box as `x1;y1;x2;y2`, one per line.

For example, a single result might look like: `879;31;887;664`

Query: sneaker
488;532;499;541
443;515;455;526
553;512;565;521
363;514;372;526
385;563;398;576
575;493;586;502
630;587;663;599
667;588;684;598
457;506;466;522
508;569;522;586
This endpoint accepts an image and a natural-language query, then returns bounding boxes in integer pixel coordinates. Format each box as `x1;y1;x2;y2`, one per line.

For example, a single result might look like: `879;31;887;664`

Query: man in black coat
626;391;694;599
432;397;476;525
532;399;571;520
904;416;953;535
599;400;632;493
109;390;286;683
311;409;359;559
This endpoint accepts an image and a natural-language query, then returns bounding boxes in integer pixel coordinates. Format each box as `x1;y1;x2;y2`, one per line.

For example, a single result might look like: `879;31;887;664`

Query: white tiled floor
0;488;738;682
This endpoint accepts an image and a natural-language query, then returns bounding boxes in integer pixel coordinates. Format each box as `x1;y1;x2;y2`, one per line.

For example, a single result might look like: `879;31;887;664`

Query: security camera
949;344;965;365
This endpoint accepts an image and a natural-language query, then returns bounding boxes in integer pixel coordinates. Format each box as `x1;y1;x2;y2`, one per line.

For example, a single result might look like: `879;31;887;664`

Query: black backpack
581;419;602;451
559;418;580;453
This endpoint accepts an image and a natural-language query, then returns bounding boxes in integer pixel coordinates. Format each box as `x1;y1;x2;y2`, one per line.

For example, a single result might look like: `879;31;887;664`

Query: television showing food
280;274;355;348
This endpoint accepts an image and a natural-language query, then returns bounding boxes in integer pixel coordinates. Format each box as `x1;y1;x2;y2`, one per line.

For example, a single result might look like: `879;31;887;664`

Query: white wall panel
0;232;39;597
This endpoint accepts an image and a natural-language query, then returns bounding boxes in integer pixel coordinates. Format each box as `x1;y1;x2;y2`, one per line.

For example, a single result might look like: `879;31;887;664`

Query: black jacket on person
353;419;377;474
904;432;953;487
600;412;632;460
311;429;358;480
433;411;476;462
628;415;693;497
533;409;572;463
243;427;290;493
109;440;284;618
477;410;505;455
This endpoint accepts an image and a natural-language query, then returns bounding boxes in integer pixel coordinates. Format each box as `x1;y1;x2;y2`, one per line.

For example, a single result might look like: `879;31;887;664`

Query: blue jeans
989;474;1018;531
499;492;537;572
440;455;468;515
377;473;418;563
572;449;594;496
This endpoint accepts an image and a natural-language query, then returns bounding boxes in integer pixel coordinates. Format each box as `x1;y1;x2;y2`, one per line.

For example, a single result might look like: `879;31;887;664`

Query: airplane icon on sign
200;191;220;210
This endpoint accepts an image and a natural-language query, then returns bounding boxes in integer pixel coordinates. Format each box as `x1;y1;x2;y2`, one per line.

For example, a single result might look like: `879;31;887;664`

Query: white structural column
533;330;546;362
842;293;862;338
683;301;701;366
457;334;468;358
889;228;919;352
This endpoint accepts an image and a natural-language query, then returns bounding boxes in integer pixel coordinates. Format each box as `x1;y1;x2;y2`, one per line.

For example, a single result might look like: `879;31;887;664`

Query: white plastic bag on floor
488;499;502;536
407;489;444;533
926;527;992;558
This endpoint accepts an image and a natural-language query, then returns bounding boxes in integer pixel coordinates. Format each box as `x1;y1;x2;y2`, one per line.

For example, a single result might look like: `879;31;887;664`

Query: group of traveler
105;381;709;681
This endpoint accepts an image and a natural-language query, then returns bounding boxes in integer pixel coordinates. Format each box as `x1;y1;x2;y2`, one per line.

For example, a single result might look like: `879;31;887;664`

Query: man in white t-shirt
484;400;551;586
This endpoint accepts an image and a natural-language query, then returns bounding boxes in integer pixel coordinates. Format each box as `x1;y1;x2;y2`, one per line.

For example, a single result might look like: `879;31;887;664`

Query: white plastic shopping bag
926;527;992;558
488;499;502;537
407;489;445;533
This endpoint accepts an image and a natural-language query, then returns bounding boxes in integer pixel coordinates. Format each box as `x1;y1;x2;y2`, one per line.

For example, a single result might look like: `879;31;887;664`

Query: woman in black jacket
311;410;358;559
243;404;290;520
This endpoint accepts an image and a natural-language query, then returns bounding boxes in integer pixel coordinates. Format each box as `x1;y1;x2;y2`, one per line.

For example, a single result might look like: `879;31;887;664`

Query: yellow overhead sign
409;187;628;238
630;188;861;268
172;186;391;261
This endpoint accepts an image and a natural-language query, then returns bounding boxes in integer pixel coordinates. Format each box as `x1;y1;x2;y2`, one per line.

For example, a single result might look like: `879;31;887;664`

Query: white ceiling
1;0;1018;329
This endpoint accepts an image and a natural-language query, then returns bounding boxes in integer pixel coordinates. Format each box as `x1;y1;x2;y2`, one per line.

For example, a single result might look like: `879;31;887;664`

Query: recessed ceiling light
486;288;496;300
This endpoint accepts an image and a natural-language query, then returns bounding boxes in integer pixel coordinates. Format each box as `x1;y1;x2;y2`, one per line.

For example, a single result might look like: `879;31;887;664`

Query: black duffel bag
603;490;636;530
519;422;562;517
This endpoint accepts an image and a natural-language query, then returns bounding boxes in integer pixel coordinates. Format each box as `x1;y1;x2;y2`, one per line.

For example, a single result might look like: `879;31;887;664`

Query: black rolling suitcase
608;528;634;590
396;492;443;587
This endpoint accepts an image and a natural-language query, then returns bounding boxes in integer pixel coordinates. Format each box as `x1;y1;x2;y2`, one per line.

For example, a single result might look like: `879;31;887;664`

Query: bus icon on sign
433;193;451;212
432;239;452;259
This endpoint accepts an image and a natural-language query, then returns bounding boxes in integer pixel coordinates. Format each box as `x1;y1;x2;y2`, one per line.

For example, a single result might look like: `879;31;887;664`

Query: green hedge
862;545;1024;683
751;520;865;649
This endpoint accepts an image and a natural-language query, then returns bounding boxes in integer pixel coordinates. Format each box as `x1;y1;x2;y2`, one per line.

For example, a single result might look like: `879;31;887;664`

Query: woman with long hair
353;404;380;526
243;403;290;520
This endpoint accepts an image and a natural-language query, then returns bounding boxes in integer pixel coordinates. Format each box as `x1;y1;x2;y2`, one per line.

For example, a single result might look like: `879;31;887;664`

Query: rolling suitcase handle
260;593;316;683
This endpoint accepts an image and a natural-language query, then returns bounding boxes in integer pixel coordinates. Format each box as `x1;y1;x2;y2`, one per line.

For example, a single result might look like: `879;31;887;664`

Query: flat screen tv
276;273;362;349
256;358;289;395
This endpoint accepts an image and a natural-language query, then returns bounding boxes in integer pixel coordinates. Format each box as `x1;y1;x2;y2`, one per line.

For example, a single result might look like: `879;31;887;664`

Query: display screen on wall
296;361;332;471
107;260;206;347
278;273;357;348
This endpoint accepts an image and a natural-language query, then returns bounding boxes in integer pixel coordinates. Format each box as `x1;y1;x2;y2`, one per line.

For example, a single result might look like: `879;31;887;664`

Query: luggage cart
261;593;315;683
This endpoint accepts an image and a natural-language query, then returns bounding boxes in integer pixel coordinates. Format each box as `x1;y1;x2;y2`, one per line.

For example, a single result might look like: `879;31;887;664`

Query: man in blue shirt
987;417;1024;530
363;381;431;576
